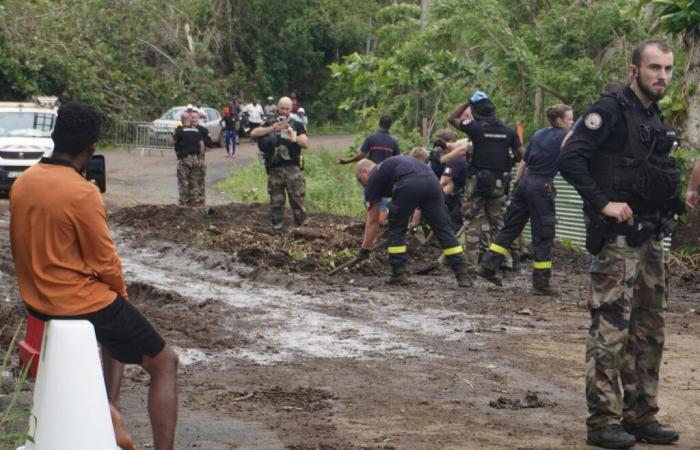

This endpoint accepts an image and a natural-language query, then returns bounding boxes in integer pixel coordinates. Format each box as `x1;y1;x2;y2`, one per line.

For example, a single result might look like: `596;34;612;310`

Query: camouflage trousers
177;155;206;206
268;165;306;227
586;235;666;431
461;176;513;269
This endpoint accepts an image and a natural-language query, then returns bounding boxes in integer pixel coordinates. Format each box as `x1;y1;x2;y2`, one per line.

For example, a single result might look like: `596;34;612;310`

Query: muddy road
1;138;699;449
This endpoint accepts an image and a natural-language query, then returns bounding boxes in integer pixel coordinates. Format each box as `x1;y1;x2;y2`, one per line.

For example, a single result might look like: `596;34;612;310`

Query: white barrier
18;320;119;450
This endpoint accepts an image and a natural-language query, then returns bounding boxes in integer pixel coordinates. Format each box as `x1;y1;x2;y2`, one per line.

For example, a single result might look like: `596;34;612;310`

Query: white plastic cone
18;320;119;450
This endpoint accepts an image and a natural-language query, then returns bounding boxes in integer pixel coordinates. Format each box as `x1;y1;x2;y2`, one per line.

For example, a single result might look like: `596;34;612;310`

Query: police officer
252;96;309;229
559;40;681;449
355;156;471;286
447;91;524;271
172;111;204;206
477;104;573;293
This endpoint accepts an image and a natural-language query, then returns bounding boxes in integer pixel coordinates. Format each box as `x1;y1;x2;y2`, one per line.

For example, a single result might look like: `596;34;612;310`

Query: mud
1;142;699;449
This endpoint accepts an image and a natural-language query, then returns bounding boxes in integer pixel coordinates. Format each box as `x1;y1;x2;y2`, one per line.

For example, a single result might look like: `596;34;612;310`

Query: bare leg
102;348;125;407
140;345;179;450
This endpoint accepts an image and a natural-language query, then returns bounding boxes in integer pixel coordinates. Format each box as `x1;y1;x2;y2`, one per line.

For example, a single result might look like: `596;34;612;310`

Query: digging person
559;40;682;448
355;155;471;286
477;104;573;294
252;96;310;229
9;102;179;450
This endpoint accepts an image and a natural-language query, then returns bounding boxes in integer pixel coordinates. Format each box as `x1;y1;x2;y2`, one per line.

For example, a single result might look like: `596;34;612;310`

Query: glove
357;248;370;261
432;138;447;150
429;150;442;165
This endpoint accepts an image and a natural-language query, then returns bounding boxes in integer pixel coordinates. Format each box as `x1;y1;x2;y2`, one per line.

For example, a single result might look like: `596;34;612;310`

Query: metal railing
113;121;172;156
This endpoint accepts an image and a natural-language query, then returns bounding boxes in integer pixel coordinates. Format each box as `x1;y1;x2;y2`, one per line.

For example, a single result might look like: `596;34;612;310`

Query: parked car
0;96;58;195
148;106;223;148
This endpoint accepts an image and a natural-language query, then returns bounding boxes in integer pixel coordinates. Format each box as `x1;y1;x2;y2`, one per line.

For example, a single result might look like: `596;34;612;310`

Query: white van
0;96;57;194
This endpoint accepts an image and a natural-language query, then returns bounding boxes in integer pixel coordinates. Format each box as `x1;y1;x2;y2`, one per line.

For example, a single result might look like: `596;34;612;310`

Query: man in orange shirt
9;102;178;450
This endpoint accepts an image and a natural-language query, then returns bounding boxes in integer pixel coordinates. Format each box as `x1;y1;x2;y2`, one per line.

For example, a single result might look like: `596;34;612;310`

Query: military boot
476;250;503;286
622;421;679;445
531;269;558;296
452;264;473;288
388;266;409;285
587;424;637;449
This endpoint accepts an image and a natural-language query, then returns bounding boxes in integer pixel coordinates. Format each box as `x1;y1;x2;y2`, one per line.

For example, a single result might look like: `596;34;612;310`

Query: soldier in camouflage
447;91;523;273
251;97;309;229
172;111;205;206
560;40;681;448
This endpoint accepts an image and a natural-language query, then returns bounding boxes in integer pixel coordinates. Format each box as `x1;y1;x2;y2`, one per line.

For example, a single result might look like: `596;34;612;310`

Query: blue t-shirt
442;157;469;189
524;127;567;178
360;130;401;164
364;155;433;206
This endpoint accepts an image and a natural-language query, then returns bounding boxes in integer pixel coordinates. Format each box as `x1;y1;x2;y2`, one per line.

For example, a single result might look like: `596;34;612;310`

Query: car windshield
0;111;56;138
161;108;186;121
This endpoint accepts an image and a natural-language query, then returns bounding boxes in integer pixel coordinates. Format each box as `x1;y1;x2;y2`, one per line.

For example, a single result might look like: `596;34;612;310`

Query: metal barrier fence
113;121;172;156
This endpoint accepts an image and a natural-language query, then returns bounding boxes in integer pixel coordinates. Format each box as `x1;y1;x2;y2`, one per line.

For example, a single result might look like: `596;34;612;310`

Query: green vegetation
0;325;32;448
217;149;365;217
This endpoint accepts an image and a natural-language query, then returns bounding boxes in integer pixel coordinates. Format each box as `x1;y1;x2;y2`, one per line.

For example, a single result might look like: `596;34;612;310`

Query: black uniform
442;157;469;230
490;127;566;271
360;130;401;164
173;125;202;158
257;118;308;171
364;156;465;270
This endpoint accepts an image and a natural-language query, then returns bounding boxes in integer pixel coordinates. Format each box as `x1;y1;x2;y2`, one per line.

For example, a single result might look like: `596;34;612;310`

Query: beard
636;73;667;102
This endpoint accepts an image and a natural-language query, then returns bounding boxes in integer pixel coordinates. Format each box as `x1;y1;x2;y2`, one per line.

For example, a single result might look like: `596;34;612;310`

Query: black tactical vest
589;90;679;213
471;119;513;172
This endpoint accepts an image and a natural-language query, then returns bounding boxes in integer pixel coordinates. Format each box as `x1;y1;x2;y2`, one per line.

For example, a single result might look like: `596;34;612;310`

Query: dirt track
1;137;699;449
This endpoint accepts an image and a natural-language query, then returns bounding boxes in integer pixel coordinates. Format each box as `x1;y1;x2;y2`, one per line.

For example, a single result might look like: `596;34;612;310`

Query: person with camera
559;40;681;449
172;111;205;205
252;96;309;229
10;102;179;450
477;104;572;293
447;91;524;273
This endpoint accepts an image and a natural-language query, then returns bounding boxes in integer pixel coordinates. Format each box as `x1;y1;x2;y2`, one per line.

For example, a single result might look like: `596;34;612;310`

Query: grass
217;148;366;217
0;324;32;448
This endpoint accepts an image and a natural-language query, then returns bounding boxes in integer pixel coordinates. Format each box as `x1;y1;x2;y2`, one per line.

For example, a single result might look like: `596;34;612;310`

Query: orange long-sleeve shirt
9;158;127;316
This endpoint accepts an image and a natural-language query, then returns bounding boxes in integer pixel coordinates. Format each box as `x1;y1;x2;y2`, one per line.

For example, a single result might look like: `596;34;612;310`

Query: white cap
298;107;305;113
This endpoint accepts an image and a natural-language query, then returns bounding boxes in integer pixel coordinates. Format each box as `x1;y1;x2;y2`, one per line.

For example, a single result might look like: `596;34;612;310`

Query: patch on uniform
584;113;602;130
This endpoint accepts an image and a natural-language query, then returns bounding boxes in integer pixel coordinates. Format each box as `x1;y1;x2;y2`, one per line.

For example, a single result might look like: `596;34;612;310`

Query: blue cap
470;91;488;104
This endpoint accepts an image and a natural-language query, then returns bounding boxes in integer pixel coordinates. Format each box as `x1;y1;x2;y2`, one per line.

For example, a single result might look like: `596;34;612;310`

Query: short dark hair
434;128;456;143
545;104;571;127
471;99;495;118
378;115;392;130
51;102;105;156
631;40;672;66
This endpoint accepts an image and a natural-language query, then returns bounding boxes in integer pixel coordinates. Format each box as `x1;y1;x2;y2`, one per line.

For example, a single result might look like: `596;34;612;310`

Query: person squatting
348;39;689;450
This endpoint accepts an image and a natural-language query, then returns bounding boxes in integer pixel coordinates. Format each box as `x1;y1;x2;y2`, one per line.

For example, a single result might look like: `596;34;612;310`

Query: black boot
452;264;472;287
587;424;637;449
388;265;409;285
476;250;503;286
531;269;558;296
623;421;679;445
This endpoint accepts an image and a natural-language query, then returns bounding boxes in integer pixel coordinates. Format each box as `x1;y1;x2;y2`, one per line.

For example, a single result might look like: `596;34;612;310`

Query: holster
502;172;512;197
584;205;611;255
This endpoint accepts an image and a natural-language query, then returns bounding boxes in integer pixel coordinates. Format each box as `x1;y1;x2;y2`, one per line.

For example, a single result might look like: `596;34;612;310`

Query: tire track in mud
114;229;553;369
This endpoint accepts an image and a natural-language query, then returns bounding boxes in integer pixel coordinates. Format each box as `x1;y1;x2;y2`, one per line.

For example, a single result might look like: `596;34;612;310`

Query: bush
0;324;32;448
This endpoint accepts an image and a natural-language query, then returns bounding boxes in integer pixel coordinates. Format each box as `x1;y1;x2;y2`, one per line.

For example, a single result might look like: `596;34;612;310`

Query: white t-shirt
244;103;264;124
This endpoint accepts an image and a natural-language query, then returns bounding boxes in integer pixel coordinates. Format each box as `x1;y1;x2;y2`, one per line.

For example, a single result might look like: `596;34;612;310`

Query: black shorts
28;296;166;364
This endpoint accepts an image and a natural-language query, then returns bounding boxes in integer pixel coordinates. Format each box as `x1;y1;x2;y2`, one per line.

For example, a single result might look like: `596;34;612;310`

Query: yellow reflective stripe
387;246;407;254
442;245;463;256
489;243;508;256
533;261;552;270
